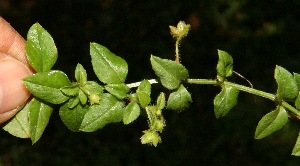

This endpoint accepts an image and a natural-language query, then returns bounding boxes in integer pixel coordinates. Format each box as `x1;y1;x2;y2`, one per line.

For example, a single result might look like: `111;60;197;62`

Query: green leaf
59;103;89;132
83;81;104;96
292;131;300;156
294;73;300;89
75;63;87;86
157;92;166;110
26;23;57;72
216;50;233;78
67;96;80;109
123;102;141;124
150;55;189;90
145;106;157;125
275;65;298;100
3;102;31;138
90;43;128;84
80;94;124;132
23;70;71;104
255;106;288;139
137;80;151;108
61;86;79;96
78;89;88;105
213;85;239;118
105;83;129;100
29;98;53;144
167;85;192;112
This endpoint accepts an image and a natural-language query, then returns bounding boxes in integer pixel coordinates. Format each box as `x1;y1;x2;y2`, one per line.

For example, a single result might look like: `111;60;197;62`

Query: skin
0;17;33;124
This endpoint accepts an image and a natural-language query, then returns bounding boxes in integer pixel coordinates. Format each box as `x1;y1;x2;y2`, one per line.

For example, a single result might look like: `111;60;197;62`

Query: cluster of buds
140;93;166;147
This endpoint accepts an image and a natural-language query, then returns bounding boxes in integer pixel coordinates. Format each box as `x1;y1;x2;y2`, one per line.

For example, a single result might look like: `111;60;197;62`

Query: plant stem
186;78;300;117
282;101;300;117
126;79;158;88
127;78;300;117
175;39;180;63
186;78;276;101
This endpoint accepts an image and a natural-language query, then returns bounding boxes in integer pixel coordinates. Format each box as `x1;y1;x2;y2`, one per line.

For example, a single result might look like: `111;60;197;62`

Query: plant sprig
3;21;300;156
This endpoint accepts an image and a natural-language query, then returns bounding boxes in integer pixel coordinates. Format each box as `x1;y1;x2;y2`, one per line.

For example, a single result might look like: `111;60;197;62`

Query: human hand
0;17;33;124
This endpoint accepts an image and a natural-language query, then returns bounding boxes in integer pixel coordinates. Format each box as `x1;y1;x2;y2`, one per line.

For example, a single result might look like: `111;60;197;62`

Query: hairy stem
126;79;158;88
186;79;276;100
186;78;300;116
175;39;180;63
127;78;300;117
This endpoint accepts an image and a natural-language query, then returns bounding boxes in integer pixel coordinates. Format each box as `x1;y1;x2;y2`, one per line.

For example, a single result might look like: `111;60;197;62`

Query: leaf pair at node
214;50;239;118
150;55;192;112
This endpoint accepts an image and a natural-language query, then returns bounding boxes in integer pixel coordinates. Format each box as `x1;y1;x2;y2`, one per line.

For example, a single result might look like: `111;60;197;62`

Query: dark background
1;0;300;165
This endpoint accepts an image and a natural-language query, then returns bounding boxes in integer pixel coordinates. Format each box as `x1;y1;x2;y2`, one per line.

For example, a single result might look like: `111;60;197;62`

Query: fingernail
0;55;32;122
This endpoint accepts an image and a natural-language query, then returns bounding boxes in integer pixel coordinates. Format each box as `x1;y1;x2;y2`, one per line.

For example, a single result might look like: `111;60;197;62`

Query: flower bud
89;93;100;104
140;130;161;147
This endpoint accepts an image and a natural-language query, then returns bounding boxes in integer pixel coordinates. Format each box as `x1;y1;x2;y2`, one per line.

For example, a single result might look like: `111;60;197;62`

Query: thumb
0;54;32;123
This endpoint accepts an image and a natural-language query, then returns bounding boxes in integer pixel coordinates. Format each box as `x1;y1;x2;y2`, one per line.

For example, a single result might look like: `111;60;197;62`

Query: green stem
187;78;300;117
127;78;300;117
282;101;300;117
186;78;276;101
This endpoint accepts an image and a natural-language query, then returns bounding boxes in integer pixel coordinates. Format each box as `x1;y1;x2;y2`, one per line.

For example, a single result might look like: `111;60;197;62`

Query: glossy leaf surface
150;55;188;90
157;92;166;110
213;85;239;118
83;81;104;96
90;43;128;84
216;50;233;78
137;80;151;108
80;94;124;132
123;102;140;124
29;98;53;144
255;106;288;139
105;83;129;100
275;65;298;100
167;85;192;112
75;63;87;86
59;103;89;132
26;23;57;72
23;70;71;104
3;102;31;138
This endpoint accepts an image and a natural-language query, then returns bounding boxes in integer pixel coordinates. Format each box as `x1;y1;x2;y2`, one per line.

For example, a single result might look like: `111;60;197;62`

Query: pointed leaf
157;92;166;110
26;23;57;72
292;131;300;156
61;86;79;96
3;102;31;138
29;98;53;144
137;80;151;108
255;106;288;139
90;43;128;84
275;65;298;100
80;94;124;132
216;50;233;78
78;89;88;105
67;96;80;109
83;81;104;96
75;63;87;86
123;102;141;124
105;83;129;100
150;55;189;90
23;70;71;104
167;85;192;112
59;102;89;132
213;85;239;118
